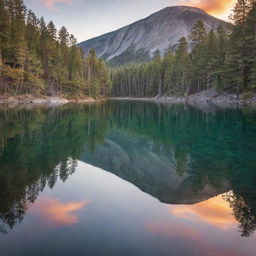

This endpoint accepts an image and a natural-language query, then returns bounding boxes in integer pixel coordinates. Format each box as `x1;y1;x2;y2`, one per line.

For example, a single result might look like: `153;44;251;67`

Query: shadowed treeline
0;101;256;236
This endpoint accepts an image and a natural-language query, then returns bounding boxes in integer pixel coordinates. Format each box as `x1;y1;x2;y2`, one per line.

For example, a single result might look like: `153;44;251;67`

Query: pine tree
12;0;27;69
68;34;78;80
245;1;256;89
0;0;10;84
206;30;218;88
190;20;208;50
225;0;252;92
97;58;111;96
84;49;110;97
173;37;189;94
189;20;208;92
215;25;228;90
58;26;69;66
5;0;27;94
152;50;163;97
85;49;97;96
47;21;57;40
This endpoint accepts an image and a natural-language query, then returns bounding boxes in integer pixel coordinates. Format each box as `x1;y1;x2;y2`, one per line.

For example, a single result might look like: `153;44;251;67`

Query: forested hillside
111;0;256;98
78;6;229;66
1;0;256;100
0;0;111;98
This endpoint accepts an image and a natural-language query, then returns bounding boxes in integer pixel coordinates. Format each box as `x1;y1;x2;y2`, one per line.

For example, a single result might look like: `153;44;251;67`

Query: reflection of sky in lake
30;198;90;228
1;161;255;256
168;195;236;229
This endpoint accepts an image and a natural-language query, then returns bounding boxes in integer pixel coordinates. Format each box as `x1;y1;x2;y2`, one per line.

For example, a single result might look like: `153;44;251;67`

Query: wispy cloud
42;0;75;11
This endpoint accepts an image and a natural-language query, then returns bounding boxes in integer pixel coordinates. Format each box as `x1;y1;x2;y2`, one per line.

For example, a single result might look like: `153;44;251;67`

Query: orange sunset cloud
31;197;90;227
179;0;236;19
168;194;236;229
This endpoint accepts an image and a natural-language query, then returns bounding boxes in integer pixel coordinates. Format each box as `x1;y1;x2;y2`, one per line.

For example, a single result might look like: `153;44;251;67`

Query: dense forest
111;0;256;97
0;0;111;97
0;0;256;99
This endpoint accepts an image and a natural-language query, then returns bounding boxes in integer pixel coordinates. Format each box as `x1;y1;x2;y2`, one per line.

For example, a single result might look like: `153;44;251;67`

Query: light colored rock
0;94;104;105
78;6;230;65
111;88;256;106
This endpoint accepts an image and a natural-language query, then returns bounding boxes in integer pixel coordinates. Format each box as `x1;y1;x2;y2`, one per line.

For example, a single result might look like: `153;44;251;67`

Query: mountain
81;130;230;204
78;6;231;66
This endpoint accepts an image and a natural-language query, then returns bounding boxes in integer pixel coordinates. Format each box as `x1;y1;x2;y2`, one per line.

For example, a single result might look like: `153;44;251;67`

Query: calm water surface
0;101;256;256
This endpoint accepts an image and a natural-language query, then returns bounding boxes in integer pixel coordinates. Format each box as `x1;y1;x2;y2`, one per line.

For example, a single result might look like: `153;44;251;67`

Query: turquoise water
0;101;256;255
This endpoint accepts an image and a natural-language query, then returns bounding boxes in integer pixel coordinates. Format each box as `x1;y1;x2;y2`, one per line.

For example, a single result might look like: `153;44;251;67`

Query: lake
0;101;256;256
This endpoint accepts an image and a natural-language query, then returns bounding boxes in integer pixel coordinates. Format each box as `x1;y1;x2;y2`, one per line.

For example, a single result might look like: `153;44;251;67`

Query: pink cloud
31;197;90;228
42;0;75;11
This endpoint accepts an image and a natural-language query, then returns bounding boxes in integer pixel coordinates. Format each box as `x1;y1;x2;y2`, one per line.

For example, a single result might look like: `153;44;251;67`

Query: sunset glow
169;195;236;229
180;0;236;20
31;197;90;227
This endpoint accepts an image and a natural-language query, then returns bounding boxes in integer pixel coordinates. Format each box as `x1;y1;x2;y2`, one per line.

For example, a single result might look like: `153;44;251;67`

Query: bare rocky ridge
78;6;230;66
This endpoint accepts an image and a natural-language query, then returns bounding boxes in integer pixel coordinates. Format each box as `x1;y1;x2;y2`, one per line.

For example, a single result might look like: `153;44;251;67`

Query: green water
0;101;256;255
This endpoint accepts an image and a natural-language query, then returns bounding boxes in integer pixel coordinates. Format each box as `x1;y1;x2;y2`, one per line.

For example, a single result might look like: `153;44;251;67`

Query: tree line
111;0;256;97
1;0;256;99
0;0;111;97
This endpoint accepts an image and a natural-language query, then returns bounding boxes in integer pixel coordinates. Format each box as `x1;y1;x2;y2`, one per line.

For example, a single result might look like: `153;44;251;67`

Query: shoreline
0;94;104;106
1;88;256;106
111;88;256;106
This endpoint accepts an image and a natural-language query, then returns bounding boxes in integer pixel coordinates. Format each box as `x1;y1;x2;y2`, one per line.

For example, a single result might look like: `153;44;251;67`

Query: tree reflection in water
0;101;255;237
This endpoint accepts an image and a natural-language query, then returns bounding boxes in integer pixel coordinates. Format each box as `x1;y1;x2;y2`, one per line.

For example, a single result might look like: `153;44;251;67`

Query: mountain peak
167;5;207;14
78;6;230;66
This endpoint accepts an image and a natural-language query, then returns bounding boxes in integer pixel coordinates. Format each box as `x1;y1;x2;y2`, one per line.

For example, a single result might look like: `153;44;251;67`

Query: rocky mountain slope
78;6;230;66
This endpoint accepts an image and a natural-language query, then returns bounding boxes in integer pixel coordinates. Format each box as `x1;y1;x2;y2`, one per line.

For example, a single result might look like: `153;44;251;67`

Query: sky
24;0;236;42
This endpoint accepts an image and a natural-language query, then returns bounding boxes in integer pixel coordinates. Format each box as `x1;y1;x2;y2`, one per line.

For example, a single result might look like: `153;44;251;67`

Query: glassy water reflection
0;101;256;256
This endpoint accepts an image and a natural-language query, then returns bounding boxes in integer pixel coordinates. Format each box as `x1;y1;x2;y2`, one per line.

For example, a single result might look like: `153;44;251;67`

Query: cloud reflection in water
31;197;90;228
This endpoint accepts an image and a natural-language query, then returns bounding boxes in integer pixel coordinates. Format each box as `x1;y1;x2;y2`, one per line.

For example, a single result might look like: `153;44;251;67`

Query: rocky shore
0;94;100;105
1;88;256;106
113;88;256;105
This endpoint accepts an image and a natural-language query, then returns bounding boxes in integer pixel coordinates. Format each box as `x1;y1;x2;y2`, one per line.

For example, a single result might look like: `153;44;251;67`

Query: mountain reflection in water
0;101;256;255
